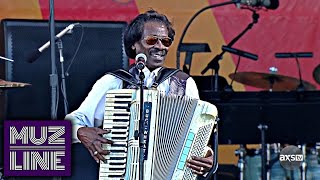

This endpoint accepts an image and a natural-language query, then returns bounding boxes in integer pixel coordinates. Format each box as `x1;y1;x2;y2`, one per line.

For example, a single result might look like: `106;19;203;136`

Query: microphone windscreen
135;53;147;62
26;50;41;63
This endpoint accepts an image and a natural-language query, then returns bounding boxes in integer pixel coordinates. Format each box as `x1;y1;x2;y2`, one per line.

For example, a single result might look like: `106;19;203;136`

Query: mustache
149;48;168;56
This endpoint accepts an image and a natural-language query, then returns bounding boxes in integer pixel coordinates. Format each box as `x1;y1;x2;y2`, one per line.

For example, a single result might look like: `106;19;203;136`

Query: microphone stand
49;0;58;120
175;2;240;179
201;9;259;83
294;57;305;92
206;10;260;180
176;0;237;69
137;69;145;180
56;39;69;115
49;2;61;179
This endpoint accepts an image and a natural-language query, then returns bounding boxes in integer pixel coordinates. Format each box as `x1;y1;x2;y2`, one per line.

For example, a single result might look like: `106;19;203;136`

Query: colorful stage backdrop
1;0;319;91
1;0;319;164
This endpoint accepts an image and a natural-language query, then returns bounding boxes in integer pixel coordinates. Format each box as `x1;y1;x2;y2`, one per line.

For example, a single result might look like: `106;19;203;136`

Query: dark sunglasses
143;36;173;47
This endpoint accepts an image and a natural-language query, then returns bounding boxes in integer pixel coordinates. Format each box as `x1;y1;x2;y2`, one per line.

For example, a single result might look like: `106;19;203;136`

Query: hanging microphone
135;53;147;70
222;45;258;61
275;52;313;58
26;23;80;63
236;0;279;10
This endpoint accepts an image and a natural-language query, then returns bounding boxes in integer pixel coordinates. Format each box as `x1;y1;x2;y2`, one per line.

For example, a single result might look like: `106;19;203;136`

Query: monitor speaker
0;19;128;120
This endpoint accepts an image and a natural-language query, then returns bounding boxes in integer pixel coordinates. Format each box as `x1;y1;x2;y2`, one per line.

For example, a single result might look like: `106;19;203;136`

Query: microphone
236;0;279;10
275;52;313;91
222;45;258;61
0;55;14;62
275;52;313;58
26;23;80;63
135;53;147;70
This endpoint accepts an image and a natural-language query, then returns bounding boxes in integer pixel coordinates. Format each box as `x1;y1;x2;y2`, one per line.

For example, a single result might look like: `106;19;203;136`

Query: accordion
99;89;218;180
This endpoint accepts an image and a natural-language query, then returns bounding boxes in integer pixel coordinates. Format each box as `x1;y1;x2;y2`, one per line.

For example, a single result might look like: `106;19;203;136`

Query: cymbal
0;79;31;89
229;72;316;91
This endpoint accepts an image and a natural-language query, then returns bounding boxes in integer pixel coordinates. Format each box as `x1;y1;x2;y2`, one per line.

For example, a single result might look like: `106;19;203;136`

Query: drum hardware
0;79;31;96
204;90;320;180
275;52;314;91
0;79;31;88
229;71;316;91
316;143;320;164
299;144;308;180
234;144;247;180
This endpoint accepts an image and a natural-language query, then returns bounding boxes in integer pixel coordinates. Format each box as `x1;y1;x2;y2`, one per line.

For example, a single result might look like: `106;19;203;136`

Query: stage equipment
221;45;258;61
200;90;320;180
0;56;14;62
275;52;313;59
0;20;128;120
275;52;314;91
229;72;316;91
179;43;211;74
0;79;30;89
176;4;262;178
237;0;279;10
26;23;80;63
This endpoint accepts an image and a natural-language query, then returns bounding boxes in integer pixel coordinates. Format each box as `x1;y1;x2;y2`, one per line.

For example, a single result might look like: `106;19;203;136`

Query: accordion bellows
99;89;218;180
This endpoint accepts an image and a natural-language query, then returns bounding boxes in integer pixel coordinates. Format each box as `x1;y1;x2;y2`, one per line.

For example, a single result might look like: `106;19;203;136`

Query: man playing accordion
65;10;215;180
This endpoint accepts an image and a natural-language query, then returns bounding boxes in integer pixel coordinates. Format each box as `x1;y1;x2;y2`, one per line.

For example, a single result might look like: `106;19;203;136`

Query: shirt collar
142;66;162;77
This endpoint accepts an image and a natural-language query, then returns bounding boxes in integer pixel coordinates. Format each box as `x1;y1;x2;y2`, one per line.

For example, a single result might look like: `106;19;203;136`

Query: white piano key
106;152;127;158
99;171;125;176
110;146;127;151
100;164;126;169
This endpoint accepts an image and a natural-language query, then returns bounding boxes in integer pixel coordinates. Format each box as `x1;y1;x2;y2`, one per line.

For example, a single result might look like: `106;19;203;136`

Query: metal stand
0;56;14;62
136;70;145;180
300;144;307;180
176;0;238;69
201;10;259;76
56;39;69;115
258;124;269;180
175;2;259;179
49;0;58;120
235;144;247;180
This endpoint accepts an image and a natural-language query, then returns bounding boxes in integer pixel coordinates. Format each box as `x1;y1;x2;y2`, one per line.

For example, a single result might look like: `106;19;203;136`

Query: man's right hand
77;127;113;163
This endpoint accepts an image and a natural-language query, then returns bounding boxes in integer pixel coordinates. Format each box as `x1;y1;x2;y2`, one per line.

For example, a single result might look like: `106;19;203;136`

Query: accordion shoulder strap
107;67;190;88
107;69;139;86
152;68;189;88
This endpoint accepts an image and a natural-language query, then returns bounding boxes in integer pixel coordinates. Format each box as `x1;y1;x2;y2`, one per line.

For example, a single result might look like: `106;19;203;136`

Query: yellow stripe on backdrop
135;0;244;91
0;0;43;20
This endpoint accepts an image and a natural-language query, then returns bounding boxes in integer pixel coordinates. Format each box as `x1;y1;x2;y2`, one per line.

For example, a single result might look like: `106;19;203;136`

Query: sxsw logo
4;120;71;176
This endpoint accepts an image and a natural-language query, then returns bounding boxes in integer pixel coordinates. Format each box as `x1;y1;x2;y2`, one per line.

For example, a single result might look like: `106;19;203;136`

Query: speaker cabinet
0;19;128;120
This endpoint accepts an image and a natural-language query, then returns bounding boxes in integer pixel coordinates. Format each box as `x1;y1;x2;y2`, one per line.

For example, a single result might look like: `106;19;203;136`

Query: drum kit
224;70;319;180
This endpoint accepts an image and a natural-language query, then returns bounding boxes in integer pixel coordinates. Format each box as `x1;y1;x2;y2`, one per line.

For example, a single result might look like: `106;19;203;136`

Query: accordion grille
152;95;197;179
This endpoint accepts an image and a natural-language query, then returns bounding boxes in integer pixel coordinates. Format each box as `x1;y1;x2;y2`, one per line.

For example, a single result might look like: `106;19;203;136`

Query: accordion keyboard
99;90;133;180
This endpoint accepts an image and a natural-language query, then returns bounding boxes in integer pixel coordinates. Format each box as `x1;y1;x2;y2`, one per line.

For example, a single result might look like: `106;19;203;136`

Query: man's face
133;21;171;70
